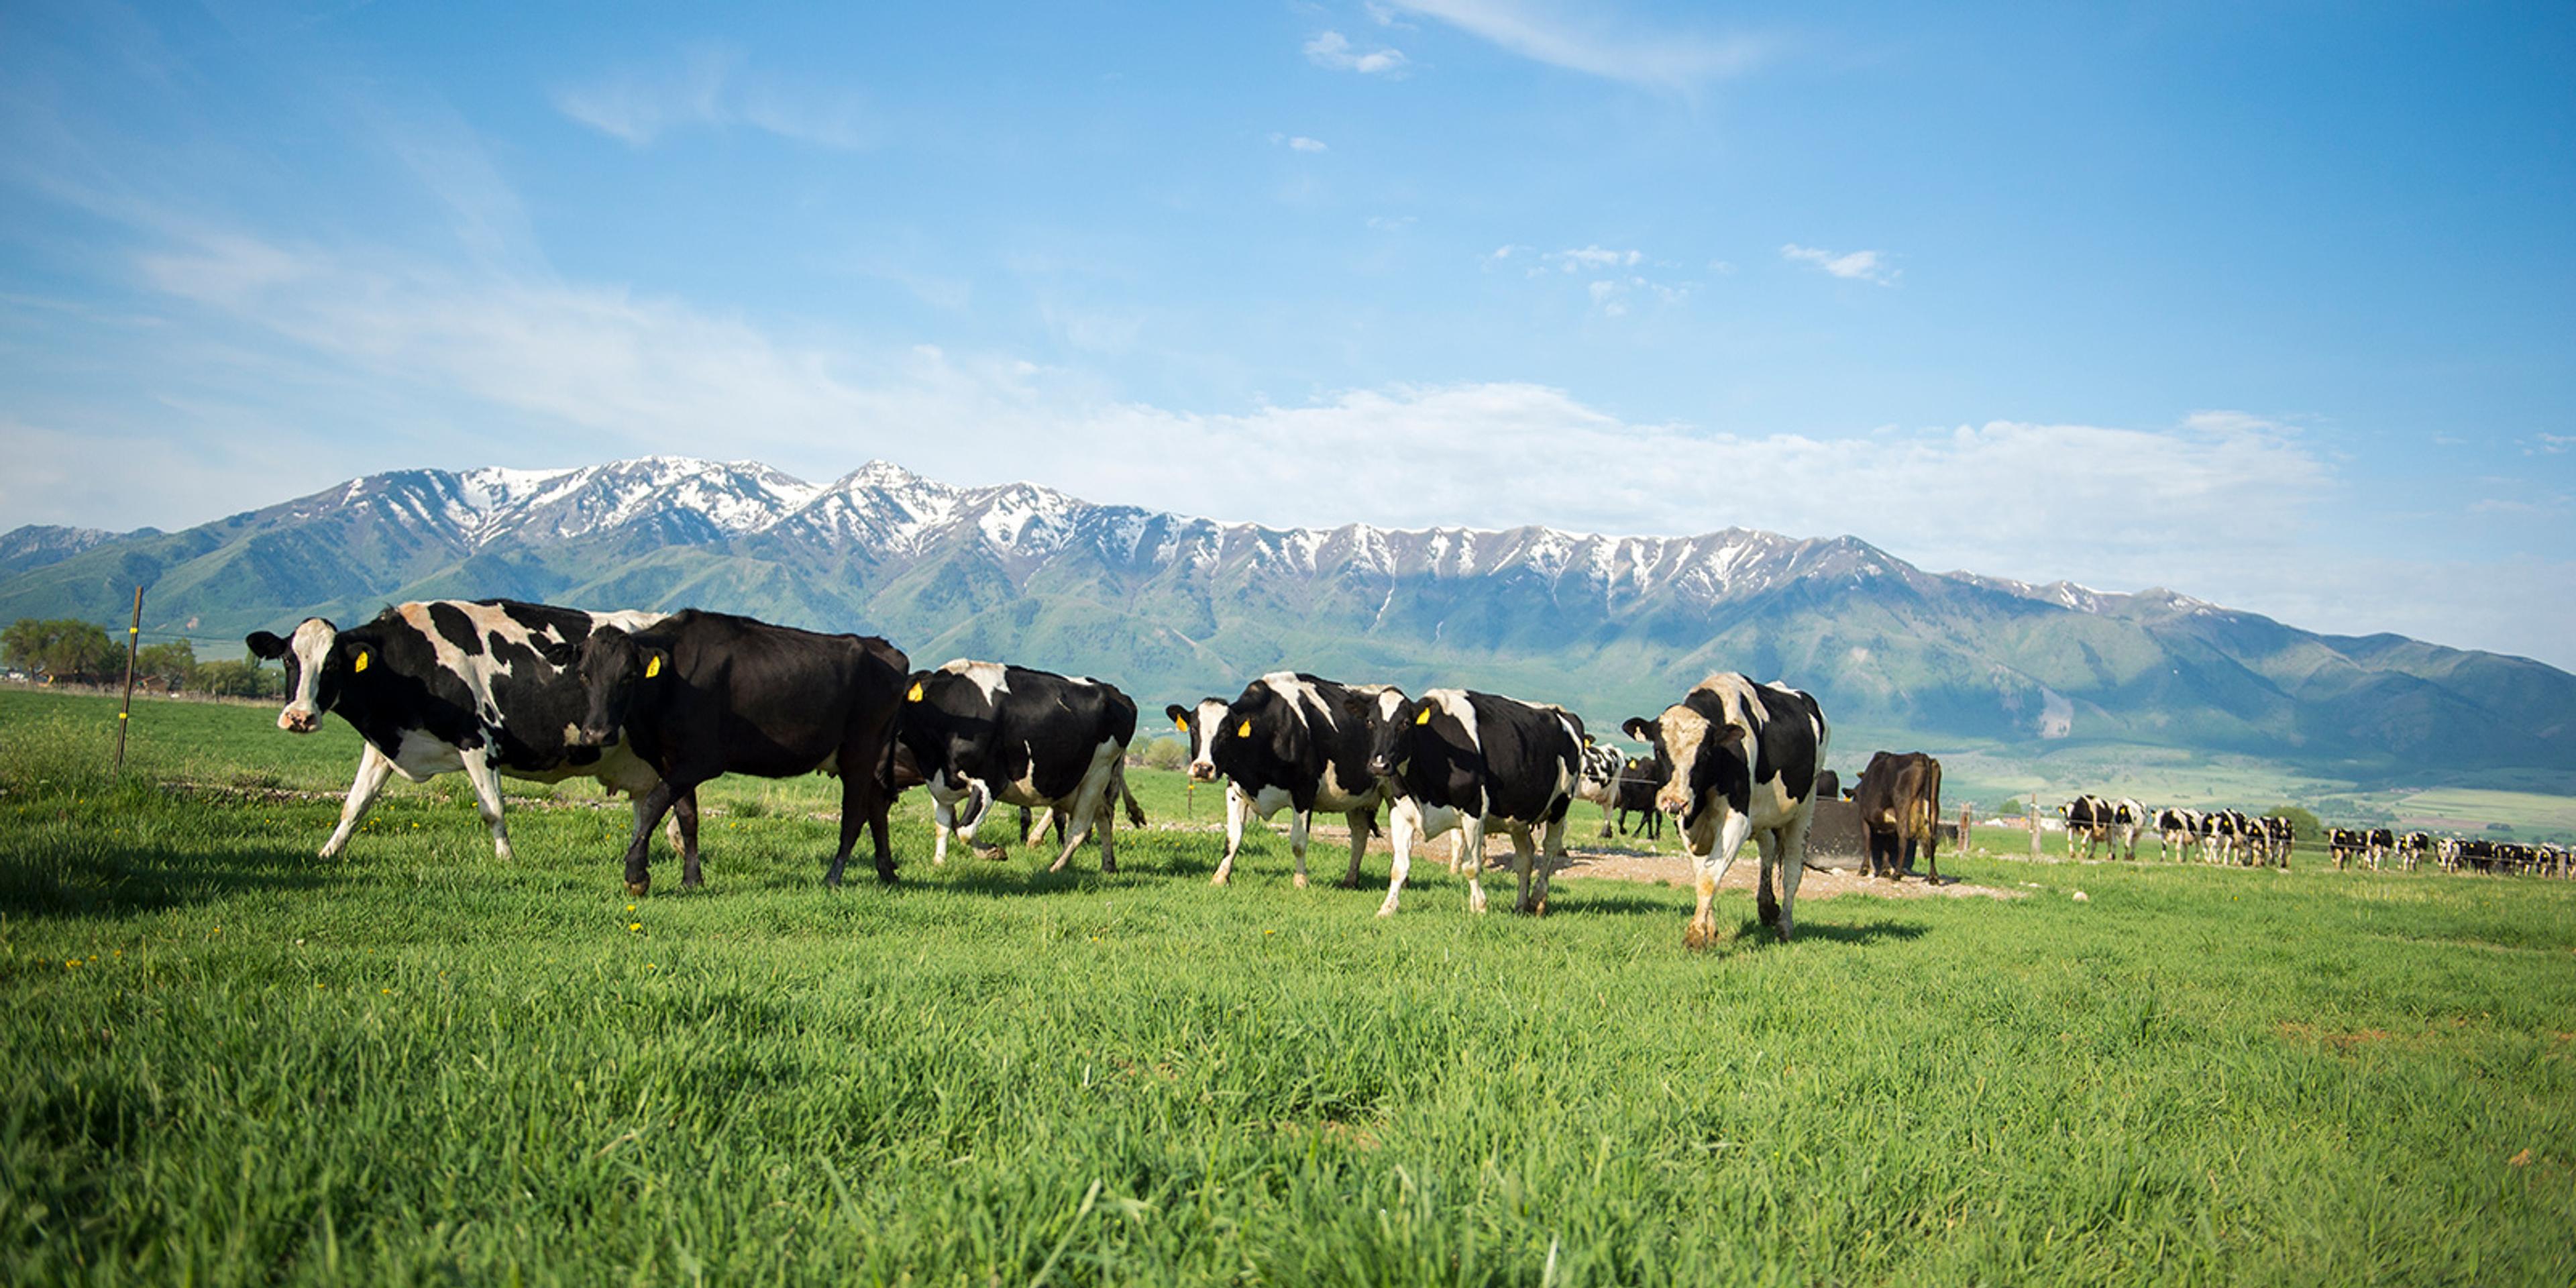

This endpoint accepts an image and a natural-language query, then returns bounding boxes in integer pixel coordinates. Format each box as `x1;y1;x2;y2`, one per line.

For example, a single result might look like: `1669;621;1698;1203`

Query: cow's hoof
875;871;899;886
822;872;845;890
1292;873;1309;890
1337;874;1366;890
1757;902;1780;927
680;876;704;891
1375;902;1399;918
1683;922;1712;951
626;879;649;897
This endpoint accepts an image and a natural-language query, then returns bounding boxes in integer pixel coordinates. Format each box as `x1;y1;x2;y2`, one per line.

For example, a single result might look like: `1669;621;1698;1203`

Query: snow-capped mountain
3;455;2569;777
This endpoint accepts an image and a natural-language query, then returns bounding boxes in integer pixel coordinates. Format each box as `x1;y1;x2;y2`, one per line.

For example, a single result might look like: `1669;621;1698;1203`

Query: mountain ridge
3;455;2567;778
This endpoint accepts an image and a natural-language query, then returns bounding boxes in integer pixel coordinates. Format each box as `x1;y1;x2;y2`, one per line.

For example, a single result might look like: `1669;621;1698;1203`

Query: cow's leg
456;744;515;861
1921;820;1941;883
1684;812;1756;950
1598;798;1615;839
1529;814;1567;916
1212;784;1250;885
1459;815;1492;914
1767;827;1806;943
674;789;704;888
318;743;397;859
1378;800;1422;918
1094;788;1119;875
931;793;956;866
1340;808;1373;888
1048;758;1116;873
1288;810;1313;889
1508;822;1536;914
622;780;680;896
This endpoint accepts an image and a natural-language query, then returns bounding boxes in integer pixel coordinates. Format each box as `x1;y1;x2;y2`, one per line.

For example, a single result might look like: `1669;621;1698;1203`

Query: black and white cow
1624;674;1829;947
1572;737;1629;839
246;600;692;865
2395;830;2432;871
1165;672;1399;888
552;610;909;894
2328;827;2371;869
899;661;1142;875
1363;688;1584;917
2156;807;2203;862
2106;798;2148;861
2263;816;2298;867
2061;795;2111;861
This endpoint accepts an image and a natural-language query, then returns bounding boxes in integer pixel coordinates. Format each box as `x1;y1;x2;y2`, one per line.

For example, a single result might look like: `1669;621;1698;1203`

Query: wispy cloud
1269;132;1330;153
1547;245;1641;272
1385;0;1771;91
1305;30;1409;75
2529;432;2571;455
555;48;877;150
1781;243;1896;285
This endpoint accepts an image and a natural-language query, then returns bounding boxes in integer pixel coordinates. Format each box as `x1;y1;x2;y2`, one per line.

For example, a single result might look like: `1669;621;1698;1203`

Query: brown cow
1851;751;1943;882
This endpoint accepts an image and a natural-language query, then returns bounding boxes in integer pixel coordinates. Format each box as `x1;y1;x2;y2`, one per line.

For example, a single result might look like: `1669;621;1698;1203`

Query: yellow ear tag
353;651;369;674
1173;715;1189;731
645;655;661;679
1414;707;1431;726
906;682;924;702
1236;720;1252;738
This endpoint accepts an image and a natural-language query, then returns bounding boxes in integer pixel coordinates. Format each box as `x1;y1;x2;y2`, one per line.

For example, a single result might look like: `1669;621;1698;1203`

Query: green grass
3;688;2574;1285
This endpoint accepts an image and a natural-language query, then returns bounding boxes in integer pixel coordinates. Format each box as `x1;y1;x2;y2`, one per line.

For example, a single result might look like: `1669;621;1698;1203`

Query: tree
2263;804;2322;843
1141;735;1188;771
135;640;197;690
193;659;282;700
2;618;118;682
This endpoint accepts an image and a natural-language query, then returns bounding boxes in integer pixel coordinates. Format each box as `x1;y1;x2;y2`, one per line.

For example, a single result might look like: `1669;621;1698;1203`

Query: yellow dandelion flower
629;922;642;932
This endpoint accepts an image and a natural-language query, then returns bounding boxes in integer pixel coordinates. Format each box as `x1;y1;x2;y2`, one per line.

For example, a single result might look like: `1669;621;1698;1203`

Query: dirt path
1288;822;2029;902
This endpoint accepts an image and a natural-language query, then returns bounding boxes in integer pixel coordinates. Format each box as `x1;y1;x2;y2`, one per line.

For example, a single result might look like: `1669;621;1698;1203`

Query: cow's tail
1119;766;1147;828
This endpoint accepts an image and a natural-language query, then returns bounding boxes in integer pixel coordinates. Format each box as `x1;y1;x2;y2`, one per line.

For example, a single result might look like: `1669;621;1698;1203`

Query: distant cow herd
2051;796;2570;877
241;597;2569;953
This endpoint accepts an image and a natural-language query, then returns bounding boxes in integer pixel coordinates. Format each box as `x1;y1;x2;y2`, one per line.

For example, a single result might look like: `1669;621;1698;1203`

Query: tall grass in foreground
0;689;2570;1285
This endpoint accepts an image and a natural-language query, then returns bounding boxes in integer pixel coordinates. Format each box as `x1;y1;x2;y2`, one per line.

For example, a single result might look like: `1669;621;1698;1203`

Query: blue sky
2;1;2571;665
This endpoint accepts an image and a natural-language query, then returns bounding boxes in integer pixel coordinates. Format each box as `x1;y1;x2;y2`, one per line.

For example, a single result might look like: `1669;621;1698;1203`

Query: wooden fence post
2029;792;2042;860
113;586;144;771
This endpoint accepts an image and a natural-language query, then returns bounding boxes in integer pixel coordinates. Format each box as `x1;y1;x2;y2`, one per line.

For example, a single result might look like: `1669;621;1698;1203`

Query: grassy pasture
2;689;2573;1285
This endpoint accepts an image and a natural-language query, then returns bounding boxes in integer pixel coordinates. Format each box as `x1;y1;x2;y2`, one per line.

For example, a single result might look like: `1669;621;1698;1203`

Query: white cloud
555;48;877;150
2530;432;2571;454
1365;215;1417;230
1386;0;1770;91
1287;135;1328;153
1781;243;1896;284
1548;245;1642;271
1305;30;1410;75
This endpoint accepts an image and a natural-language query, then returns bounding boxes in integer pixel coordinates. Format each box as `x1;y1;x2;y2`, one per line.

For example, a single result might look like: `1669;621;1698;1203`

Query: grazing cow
2061;795;2111;861
1850;751;1943;882
1572;737;1630;838
551;610;908;895
246;600;696;865
2156;807;2203;862
1625;674;1829;947
1613;756;1666;840
2327;827;2371;869
900;661;1142;875
1165;672;1398;888
1364;689;1584;918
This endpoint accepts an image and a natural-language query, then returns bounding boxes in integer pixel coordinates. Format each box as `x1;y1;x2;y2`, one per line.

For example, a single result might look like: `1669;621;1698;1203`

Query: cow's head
1628;704;1750;824
1164;698;1232;783
545;625;668;747
245;618;360;734
1364;693;1434;781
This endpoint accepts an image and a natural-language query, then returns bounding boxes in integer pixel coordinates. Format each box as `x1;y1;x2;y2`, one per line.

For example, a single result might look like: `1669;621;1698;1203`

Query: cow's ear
642;648;670;681
245;631;289;660
538;639;580;668
1621;716;1658;745
1340;693;1377;722
1164;704;1191;732
339;641;374;676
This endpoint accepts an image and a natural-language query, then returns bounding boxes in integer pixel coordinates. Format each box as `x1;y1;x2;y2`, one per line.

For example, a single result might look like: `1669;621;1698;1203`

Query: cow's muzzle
278;708;321;734
1656;787;1689;816
1366;757;1395;778
1187;762;1219;784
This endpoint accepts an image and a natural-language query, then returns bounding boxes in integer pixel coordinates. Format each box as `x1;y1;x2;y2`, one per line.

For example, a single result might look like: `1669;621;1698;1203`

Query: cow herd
238;596;2564;952
246;598;1872;946
2053;796;2571;878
